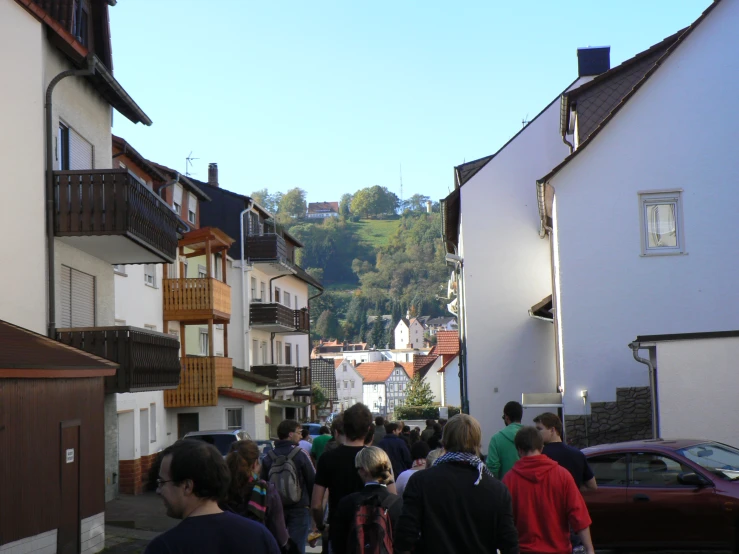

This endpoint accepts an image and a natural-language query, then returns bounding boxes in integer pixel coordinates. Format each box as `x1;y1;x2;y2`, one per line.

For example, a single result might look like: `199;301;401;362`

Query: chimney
577;47;610;77
208;163;219;187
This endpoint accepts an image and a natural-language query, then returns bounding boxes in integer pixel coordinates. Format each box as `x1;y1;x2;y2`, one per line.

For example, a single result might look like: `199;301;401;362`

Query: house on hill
395;317;425;349
334;359;364;411
306;201;339;219
355;361;411;416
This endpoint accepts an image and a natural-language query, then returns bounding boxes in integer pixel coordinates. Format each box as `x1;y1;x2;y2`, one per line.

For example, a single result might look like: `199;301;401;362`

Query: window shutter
60;266;72;327
69;129;93;170
70;268;95;327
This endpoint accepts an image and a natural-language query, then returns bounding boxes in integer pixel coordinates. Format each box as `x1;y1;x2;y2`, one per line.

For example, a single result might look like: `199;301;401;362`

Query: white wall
363;383;387;414
395;321;409;349
459;76;591;444
114;265;164;331
654;336;739;448
420;357;444;404
409;321;425;349
117;391;169;459
442;358;462;407
551;0;739;414
0;1;46;334
166;399;258;441
335;361;363;408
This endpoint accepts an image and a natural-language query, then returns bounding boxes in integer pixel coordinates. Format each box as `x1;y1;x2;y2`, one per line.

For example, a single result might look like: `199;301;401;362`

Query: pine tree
405;375;435;406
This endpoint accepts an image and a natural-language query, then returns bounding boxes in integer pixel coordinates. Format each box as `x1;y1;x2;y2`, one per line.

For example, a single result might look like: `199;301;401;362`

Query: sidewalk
102;492;320;553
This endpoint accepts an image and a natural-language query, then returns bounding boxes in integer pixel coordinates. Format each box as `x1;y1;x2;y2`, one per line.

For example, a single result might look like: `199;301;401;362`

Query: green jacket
486;423;523;479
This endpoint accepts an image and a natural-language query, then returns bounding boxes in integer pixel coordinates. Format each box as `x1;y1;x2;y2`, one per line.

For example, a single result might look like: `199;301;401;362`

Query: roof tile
355;361;396;383
435;331;460;355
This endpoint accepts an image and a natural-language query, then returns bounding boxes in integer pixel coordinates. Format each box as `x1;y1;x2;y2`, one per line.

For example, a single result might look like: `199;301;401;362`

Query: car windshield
189;434;236;456
677;442;739;481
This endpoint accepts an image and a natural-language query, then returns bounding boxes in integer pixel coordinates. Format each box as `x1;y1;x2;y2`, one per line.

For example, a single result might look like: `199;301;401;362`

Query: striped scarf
227;479;269;522
433;452;492;485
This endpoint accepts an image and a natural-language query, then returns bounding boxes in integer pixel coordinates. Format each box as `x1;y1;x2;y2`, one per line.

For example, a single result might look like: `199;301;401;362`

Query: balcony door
60;265;95;328
58;123;92;170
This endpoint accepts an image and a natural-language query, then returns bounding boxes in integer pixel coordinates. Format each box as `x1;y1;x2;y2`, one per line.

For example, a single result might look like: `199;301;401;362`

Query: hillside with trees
249;186;449;346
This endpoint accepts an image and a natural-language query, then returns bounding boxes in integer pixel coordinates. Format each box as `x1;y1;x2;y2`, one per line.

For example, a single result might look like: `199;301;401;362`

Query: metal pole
240;203;253;370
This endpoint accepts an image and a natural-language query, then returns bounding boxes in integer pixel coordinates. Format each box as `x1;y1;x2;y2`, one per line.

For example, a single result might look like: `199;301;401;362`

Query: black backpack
347;494;400;554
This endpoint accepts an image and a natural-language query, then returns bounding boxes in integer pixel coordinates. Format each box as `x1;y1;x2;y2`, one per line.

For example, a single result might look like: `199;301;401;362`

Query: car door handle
633;494;650;502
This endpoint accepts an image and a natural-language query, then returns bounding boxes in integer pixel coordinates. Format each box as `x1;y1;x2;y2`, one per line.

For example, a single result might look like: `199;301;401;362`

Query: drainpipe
240;202;253;371
158;172;180;199
629;341;659;439
45;57;97;338
444;240;468;414
112;144;127;159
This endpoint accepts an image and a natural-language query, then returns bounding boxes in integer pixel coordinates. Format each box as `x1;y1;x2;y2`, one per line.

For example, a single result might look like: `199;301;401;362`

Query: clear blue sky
110;1;710;204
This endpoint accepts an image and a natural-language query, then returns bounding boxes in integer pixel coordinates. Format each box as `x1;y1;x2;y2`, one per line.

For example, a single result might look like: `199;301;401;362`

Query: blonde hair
426;448;444;467
355;446;393;485
441;414;482;455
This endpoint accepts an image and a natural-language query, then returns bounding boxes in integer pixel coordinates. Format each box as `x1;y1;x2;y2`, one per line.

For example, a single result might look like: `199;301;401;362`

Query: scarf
227;478;269;522
433;452;491;485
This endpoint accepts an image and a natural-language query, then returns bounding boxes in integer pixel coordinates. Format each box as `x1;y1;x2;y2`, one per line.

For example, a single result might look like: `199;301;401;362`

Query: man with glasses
145;439;280;553
486;401;524;479
261;419;316;554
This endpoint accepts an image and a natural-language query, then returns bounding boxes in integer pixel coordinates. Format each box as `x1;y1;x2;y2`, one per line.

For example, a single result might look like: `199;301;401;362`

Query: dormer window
173;201;181;215
188;208;196;224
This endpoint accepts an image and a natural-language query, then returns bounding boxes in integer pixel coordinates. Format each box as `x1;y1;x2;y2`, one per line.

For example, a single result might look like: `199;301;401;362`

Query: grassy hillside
349;218;402;249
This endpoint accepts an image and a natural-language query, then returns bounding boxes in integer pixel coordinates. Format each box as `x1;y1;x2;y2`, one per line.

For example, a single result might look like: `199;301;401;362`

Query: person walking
395;441;430;496
224;440;292;552
324;415;344;456
261;420;316;554
503;427;594;554
310;426;332;463
145;439;280;554
311;403;373;552
420;419;436;443
377;422;412;479
299;429;313;456
394;414;519;554
534;412;597;491
373;415;386;444
427;423;443;450
486;400;524;479
332;447;404;554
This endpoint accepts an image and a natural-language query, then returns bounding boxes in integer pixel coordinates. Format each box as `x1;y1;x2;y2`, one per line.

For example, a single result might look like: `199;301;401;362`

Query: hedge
394;406;461;420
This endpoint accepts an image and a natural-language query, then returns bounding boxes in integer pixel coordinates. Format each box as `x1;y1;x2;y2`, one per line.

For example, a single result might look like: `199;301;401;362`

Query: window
344;380;349;389
252;339;259;365
639;191;684;255
275;287;281;303
58;123;70;170
284;292;291;307
588;454;628;486
373;385;378;391
260;282;266;302
350;380;355;388
198;265;207;279
173;184;183;215
72;0;89;46
285;343;292;365
144;264;156;287
226;408;243;431
630;453;693;487
261;341;268;364
144;324;157;331
60;265;95;327
188;194;197;224
199;329;209;356
343;365;347;372
113;264;126;276
149;403;157;442
251;277;257;300
276;341;283;364
173;201;181;214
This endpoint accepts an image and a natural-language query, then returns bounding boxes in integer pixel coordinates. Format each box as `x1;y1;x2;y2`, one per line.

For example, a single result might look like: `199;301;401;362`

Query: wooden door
58;423;80;554
177;413;199;439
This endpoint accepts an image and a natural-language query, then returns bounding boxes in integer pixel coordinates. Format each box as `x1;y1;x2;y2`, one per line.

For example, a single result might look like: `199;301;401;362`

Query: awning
219;388;270;404
269;399;309;408
529;295;553;322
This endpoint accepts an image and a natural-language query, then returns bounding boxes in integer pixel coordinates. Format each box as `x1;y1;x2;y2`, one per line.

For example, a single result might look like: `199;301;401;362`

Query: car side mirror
678;472;709;487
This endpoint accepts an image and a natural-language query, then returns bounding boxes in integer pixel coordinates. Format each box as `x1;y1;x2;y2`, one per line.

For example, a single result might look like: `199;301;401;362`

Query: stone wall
565;386;652;449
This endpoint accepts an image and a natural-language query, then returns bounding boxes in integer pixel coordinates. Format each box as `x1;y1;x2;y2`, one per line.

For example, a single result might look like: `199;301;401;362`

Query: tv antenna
185;151;199;177
522;113;530;128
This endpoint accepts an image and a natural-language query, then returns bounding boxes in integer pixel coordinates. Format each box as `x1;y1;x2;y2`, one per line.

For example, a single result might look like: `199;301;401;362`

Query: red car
582;439;739;551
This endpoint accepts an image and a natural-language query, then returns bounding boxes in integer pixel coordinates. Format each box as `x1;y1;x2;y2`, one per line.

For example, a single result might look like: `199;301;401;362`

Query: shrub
394;406;461;420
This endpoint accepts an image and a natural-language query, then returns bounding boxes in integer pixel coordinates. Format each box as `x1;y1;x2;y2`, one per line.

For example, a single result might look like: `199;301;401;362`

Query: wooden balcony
164;356;233;408
252;365;310;388
163;278;231;324
54;169;180;264
250;303;310;333
56;326;181;394
245;234;295;276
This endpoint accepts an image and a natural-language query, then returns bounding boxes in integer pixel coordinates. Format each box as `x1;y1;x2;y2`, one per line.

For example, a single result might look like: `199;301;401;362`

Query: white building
356;361;412;416
335;359;364;411
306;201;339;219
537;0;738;440
394;317;425;350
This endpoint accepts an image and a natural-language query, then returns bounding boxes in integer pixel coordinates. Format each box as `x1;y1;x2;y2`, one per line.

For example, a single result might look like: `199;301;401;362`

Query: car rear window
588;454;628;485
189;434;236;455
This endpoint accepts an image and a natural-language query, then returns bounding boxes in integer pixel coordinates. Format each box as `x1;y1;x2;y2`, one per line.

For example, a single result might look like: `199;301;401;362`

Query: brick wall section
565;386;652;449
118;458;142;495
139;452;158;491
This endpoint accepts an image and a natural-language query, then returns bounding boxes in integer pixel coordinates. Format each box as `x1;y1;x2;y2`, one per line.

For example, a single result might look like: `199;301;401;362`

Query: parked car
582;438;739;551
255;439;275;461
302;423;322;438
184;429;251;456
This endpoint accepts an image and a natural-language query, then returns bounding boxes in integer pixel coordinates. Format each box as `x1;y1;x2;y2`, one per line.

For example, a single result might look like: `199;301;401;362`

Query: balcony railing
246;234;290;263
163;278;231;323
252;365;310;388
56;326;181;394
164;356;233;408
54;169;180;264
250;303;310;333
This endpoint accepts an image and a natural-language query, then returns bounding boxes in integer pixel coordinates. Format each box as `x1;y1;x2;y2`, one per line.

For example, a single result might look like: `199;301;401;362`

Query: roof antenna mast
185;151;199;177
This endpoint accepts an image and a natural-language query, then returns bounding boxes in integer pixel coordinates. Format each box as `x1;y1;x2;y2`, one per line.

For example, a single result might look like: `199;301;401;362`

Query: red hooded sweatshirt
502;454;592;554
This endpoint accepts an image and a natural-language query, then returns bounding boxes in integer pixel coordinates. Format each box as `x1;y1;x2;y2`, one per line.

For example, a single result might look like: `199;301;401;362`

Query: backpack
267;447;303;506
347;494;400;554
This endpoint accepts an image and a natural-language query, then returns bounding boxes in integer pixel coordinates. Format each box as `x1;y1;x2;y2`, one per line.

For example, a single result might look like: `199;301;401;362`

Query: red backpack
347;494;400;554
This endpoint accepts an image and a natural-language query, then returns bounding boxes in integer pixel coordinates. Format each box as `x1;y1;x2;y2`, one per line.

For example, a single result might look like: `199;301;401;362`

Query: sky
110;1;711;204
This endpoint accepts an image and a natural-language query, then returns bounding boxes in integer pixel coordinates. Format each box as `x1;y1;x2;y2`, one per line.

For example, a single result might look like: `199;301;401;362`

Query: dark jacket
373;425;386;445
420;426;435;443
260;440;315;509
377;434;412;479
332;484;403;554
394;462;519;554
225;481;290;548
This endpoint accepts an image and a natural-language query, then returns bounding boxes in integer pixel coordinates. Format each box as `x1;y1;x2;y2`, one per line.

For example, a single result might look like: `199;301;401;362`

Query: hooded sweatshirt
502;454;592;554
486;423;522;479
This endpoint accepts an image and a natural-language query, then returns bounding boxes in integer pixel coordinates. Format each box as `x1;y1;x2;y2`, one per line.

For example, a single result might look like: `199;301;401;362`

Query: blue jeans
285;507;311;554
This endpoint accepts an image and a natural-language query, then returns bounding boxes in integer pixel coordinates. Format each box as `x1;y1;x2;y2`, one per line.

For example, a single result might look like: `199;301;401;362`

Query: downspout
445;239;468;414
112;144;127;158
629;341;659;439
46;57;97;338
240;202;253;371
158;172;180;199
308;288;324;412
562;134;574;155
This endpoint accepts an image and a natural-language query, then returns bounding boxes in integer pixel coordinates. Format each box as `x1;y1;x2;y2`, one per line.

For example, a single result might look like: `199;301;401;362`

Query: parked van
184;429;251;456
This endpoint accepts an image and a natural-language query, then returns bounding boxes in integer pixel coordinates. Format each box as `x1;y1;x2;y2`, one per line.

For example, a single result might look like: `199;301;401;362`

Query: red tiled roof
333;358;344;369
435;331;460;355
355;361;395;383
308;202;339;213
399;362;415;379
413;355;438;378
437;355;458;374
219;388;269;404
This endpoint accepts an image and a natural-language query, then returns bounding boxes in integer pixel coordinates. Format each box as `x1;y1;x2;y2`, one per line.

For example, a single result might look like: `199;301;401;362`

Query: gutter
629;341;659;439
536;180;552;239
45;57;97;338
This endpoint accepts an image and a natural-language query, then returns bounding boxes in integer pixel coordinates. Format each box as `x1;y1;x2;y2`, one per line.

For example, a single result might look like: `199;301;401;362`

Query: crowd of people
144;402;597;554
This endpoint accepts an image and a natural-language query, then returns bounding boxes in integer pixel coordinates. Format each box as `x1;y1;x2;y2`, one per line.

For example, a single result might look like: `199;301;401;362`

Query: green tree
405;194;431;213
279;188;307;219
405;374;435;406
339;193;352;219
314;310;342;340
369;317;384;347
251;188;280;214
312;383;329;409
